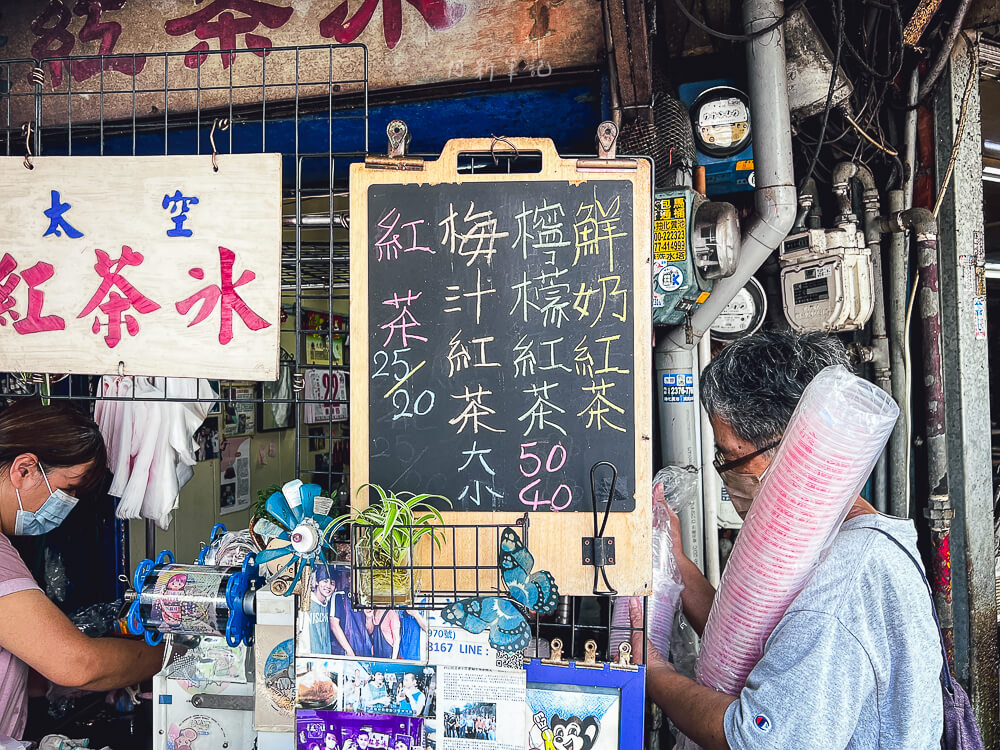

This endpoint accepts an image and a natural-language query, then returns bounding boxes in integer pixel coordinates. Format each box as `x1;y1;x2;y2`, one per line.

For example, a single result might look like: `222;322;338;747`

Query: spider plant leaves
330;483;452;564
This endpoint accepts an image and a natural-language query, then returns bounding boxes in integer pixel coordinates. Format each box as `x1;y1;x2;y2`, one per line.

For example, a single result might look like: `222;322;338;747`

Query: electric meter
710;276;767;341
690;86;752;158
652;187;740;326
779;224;875;333
679;80;755;195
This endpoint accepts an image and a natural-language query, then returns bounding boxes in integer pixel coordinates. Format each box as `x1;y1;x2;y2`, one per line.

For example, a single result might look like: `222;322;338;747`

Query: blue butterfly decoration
442;527;559;653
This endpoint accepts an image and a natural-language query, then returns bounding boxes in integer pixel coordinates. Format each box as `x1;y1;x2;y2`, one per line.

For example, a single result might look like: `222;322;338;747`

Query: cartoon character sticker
149;568;223;634
167;714;227;750
264;638;296;716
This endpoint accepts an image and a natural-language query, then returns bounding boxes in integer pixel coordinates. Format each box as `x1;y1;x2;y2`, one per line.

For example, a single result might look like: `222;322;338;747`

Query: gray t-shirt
724;514;943;749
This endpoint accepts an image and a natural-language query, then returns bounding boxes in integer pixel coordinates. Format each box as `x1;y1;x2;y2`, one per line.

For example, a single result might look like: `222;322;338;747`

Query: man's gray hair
700;330;851;448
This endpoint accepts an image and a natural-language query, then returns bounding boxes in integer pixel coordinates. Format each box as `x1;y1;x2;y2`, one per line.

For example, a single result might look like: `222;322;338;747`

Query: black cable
915;0;976;103
843;2;903;80
670;0;807;42
798;0;844;193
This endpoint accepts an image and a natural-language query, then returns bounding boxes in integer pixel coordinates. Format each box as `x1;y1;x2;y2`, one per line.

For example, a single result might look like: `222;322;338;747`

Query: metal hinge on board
364;120;425;171
576;121;639;172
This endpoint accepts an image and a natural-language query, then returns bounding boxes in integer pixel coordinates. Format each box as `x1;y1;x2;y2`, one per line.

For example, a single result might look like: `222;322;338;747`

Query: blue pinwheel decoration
251;479;338;595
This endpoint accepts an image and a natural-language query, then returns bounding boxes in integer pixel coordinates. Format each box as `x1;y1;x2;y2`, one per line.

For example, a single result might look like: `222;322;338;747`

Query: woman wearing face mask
0;399;164;740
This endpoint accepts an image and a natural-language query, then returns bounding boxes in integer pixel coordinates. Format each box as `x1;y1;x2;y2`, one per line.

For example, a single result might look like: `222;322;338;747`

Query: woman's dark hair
0;399;107;495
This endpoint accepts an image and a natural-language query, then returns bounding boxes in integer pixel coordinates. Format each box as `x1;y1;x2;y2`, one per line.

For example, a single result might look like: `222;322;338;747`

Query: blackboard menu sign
351;139;652;596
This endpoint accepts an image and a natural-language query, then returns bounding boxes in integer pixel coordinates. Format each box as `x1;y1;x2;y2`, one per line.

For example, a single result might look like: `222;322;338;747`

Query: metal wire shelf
346;515;648;665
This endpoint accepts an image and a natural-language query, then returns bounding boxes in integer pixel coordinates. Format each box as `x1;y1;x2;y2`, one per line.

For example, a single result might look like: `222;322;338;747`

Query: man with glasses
637;330;942;750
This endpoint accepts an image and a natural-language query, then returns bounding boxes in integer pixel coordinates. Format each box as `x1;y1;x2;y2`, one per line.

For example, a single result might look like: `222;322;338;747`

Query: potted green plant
325;484;450;607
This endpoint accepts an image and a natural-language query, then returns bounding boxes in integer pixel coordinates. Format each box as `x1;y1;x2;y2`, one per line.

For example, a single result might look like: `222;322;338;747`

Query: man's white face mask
713;439;779;518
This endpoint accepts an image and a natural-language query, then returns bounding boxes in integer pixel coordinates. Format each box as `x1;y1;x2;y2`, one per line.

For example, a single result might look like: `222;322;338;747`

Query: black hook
586;461;618;596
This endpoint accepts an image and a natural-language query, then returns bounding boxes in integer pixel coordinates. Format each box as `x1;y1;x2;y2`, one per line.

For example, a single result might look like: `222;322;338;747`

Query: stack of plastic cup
695;365;899;695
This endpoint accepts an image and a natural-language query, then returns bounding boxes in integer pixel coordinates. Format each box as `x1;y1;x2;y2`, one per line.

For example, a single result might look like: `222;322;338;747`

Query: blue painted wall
38;76;609;188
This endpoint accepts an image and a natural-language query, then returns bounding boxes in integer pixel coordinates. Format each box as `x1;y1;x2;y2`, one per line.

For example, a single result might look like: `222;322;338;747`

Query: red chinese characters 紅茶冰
0;253;66;335
30;0;146;89
78;245;162;348
164;0;294;69
175;245;272;345
319;0;464;50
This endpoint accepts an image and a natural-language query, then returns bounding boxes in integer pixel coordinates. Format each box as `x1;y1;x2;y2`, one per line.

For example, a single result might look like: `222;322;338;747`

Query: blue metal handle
154;550;174;567
126;601;144;636
132;559;153;594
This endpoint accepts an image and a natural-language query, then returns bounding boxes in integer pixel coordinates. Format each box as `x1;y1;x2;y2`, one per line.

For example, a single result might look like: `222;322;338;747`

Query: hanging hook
489;135;519;166
117;360;125;378
22;123;34;170
210;118;230;172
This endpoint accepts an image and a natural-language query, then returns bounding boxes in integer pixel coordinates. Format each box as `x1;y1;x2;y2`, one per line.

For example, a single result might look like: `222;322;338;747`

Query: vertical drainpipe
655;0;797;567
831;162;889;513
881;207;953;654
886;189;909;518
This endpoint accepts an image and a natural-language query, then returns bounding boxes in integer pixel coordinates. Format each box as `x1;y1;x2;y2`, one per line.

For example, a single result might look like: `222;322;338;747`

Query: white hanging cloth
95;376;218;530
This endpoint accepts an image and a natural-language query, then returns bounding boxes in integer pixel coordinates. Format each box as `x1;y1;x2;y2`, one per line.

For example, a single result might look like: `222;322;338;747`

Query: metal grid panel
0;47;365;503
0;49;645;668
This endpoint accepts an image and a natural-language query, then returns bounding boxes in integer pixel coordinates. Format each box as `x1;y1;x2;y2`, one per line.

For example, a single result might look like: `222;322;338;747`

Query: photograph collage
292;563;544;750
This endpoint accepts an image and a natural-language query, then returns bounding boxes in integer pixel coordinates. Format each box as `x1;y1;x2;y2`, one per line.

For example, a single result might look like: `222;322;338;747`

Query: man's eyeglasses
713;440;781;473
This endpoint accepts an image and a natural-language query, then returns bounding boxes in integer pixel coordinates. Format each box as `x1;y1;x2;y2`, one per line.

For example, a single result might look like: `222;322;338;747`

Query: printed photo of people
338;661;437;719
296;564;427;662
296;710;423;750
444;702;497;741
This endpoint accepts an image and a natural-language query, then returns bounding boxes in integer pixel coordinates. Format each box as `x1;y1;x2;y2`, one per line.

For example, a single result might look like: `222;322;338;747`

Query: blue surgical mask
14;463;78;535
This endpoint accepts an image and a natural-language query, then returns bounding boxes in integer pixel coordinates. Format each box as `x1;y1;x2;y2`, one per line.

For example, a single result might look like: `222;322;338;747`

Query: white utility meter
710;276;767;341
779;223;875;333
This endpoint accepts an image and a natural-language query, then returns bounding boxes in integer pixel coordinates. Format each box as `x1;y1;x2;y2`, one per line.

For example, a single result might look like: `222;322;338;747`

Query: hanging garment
96;376;217;530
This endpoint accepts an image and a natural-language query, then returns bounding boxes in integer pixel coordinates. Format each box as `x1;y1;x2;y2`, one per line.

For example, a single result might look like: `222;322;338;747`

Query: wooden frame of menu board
350;137;652;596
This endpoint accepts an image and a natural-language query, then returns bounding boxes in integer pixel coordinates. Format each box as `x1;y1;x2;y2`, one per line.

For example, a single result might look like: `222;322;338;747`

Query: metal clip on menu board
542;638;569;667
365;120;424;171
582;461;618;596
611;641;638;672
577;639;602;669
577;121;637;172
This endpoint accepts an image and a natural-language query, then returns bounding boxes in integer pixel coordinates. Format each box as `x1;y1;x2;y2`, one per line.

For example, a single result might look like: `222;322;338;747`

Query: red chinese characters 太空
164;0;294;69
30;0;146;89
78;245;161;348
0;253;67;335
176;245;271;345
319;0;464;50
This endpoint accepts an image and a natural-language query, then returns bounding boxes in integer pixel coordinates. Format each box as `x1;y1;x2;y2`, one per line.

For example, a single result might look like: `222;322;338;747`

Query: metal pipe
662;0;797;350
915;0;976;105
656;344;705;570
699;334;721;586
601;0;623;128
657;0;796;569
833;162;889;512
869;235;891;514
886;207;954;651
903;70;919;211
886;189;910;517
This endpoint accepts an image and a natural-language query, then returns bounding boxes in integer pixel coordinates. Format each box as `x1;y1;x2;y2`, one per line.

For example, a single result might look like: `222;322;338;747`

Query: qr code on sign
495;651;525;670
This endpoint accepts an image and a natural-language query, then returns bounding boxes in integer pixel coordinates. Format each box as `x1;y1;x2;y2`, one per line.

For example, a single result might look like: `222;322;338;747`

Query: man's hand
628;598;671;672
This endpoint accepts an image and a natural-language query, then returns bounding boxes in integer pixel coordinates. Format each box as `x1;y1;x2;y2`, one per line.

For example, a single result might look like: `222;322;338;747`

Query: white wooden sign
0;155;282;380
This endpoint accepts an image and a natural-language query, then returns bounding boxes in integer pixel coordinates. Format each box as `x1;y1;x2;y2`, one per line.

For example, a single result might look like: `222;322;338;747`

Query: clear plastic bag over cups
610;465;698;658
695;365;898;696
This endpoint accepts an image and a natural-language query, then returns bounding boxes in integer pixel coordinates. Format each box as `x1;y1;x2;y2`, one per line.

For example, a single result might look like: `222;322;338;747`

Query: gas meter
779;223;875;332
652;187;740;326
